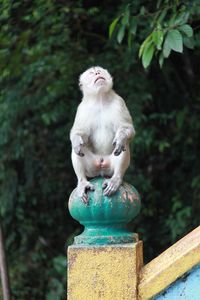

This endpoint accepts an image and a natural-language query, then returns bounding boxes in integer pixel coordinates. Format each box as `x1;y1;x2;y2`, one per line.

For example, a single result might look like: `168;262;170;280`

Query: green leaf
121;9;130;26
153;29;164;50
109;17;120;37
159;141;170;153
140;6;146;15
157;0;162;9
191;175;200;189
117;24;125;44
139;34;152;58
158;9;167;23
129;17;137;35
174;12;190;26
167;29;183;53
179;24;193;37
168;17;176;27
159;53;164;68
183;37;194;49
142;42;155;69
163;37;171;58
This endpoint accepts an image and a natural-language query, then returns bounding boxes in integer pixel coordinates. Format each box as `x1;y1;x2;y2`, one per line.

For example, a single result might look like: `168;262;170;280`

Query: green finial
68;177;141;245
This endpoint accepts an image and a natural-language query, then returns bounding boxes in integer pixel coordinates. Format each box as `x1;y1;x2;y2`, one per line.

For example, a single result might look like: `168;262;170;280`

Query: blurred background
0;1;200;299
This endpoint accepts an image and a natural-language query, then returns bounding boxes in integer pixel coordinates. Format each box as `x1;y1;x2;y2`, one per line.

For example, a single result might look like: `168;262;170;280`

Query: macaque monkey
70;66;135;203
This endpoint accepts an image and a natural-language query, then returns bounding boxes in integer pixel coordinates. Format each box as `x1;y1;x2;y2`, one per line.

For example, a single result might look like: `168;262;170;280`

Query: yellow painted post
68;240;143;300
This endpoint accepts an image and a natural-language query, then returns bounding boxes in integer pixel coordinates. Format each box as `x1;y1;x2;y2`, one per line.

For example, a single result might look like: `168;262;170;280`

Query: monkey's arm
70;131;88;157
113;98;135;156
70;105;90;157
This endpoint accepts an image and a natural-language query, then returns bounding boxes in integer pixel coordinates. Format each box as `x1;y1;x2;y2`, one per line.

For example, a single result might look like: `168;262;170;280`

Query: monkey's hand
112;139;126;156
103;177;122;196
77;181;95;204
72;135;85;157
73;144;85;157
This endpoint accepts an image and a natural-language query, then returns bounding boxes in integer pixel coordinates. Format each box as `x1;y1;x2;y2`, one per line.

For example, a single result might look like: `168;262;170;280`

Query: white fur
79;66;113;96
70;66;135;199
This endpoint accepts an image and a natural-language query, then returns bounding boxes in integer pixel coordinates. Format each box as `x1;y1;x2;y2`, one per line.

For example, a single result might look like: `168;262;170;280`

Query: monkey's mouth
94;76;105;84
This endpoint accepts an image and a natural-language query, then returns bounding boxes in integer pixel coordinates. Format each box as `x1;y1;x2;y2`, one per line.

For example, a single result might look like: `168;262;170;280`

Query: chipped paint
68;178;141;245
68;242;143;300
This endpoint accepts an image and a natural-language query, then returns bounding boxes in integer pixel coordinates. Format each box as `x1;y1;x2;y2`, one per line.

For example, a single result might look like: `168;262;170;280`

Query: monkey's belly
90;128;115;156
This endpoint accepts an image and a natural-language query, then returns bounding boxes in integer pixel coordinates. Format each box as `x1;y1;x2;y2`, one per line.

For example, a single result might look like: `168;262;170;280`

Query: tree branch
0;217;11;300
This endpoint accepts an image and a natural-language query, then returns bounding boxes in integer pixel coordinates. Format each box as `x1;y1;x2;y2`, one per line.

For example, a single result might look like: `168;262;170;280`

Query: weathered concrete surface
139;226;200;300
154;264;200;300
68;241;143;300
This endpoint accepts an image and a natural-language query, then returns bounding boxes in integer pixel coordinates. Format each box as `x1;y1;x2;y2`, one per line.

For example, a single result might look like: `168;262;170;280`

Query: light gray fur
70;66;135;202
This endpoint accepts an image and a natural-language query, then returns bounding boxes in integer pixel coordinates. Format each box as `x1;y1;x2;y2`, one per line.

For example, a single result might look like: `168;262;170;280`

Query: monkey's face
79;66;113;95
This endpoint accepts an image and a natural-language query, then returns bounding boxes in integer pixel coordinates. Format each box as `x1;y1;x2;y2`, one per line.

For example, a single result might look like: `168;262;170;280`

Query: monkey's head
79;66;113;96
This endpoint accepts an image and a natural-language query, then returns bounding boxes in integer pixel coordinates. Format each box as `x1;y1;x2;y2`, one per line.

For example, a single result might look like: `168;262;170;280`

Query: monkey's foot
102;177;122;196
77;181;95;204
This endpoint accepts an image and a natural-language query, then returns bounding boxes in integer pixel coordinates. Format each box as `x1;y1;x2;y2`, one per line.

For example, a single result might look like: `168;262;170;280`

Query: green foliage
0;0;200;299
109;0;198;68
46;256;66;300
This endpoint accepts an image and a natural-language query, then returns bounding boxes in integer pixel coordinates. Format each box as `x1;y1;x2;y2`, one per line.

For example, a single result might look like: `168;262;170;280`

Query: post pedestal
68;242;143;300
67;177;143;300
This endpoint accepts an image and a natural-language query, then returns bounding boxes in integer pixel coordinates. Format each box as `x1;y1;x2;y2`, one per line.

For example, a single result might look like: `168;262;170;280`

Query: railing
139;226;200;299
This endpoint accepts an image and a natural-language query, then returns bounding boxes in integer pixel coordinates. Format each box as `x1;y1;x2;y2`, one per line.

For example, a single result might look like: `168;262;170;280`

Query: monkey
70;66;135;203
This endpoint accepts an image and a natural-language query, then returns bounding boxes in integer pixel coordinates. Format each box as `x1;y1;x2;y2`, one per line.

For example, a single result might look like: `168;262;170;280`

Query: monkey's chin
95;81;112;92
83;81;112;96
94;80;106;89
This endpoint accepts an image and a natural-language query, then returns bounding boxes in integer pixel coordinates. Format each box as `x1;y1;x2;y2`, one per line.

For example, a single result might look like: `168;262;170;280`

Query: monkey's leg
103;146;130;196
71;149;98;203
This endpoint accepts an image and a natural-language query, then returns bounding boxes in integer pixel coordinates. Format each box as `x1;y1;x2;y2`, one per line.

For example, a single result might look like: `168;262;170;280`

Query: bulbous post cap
68;177;141;245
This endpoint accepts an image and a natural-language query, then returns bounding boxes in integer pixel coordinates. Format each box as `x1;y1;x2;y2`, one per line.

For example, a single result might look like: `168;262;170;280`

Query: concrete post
67;177;142;300
68;241;143;300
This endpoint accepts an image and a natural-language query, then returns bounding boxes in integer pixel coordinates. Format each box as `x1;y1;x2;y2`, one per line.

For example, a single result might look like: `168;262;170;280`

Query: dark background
0;1;200;299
